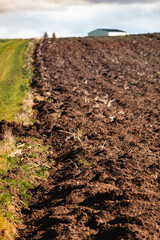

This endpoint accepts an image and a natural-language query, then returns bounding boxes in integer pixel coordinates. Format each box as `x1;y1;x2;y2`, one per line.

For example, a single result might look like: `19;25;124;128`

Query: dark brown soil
14;34;160;239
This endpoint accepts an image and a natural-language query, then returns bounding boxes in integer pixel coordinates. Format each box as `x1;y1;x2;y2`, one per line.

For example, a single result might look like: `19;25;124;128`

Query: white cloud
0;0;56;12
46;4;103;22
0;26;9;36
11;29;41;39
0;0;160;12
0;0;87;12
0;2;160;38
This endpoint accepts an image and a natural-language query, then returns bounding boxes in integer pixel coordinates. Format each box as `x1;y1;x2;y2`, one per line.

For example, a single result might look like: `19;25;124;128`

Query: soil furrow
18;35;160;239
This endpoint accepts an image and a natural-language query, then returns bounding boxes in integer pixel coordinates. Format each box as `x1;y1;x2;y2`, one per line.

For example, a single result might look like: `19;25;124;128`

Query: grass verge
0;38;43;239
0;39;34;122
0;133;50;240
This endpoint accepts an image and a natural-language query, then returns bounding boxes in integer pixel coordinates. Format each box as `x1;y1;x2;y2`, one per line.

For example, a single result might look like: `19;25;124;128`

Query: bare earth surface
3;34;160;239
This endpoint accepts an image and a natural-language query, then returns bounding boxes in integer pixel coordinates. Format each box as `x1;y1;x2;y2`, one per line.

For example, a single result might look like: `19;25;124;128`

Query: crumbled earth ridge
17;34;160;239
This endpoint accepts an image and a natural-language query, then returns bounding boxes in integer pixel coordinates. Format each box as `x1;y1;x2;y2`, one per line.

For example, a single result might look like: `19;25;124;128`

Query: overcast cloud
0;0;160;12
0;0;160;38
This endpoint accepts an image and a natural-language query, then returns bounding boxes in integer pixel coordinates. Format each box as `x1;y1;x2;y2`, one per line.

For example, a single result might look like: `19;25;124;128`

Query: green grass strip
0;39;31;121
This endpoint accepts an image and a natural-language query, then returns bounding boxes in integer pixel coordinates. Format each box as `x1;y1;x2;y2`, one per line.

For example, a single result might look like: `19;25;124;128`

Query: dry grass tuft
0;156;8;173
16;91;35;126
0;130;15;155
0;215;17;240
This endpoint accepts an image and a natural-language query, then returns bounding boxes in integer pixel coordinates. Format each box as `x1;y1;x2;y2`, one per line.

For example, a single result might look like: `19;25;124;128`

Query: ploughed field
18;35;160;239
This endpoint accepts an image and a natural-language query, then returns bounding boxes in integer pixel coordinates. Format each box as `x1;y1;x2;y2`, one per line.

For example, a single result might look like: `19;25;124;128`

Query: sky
0;0;160;38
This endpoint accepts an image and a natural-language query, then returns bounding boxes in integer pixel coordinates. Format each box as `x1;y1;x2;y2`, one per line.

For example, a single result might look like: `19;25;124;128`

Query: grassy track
0;39;33;239
0;39;31;121
0;38;49;240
